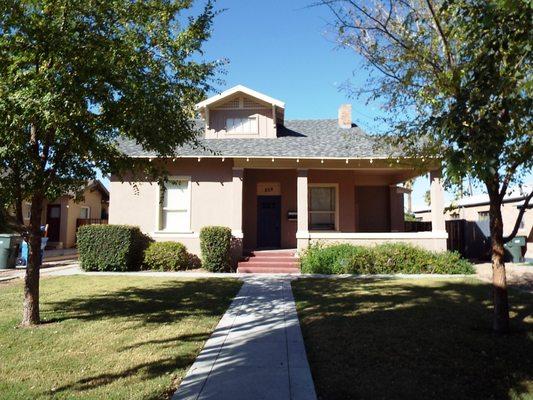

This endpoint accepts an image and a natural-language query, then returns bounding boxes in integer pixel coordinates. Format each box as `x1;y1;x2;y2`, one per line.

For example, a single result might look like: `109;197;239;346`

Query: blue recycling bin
19;237;48;266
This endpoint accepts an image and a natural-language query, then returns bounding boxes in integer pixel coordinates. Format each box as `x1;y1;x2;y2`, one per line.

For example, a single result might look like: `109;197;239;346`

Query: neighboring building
22;180;109;249
110;85;448;259
413;185;533;249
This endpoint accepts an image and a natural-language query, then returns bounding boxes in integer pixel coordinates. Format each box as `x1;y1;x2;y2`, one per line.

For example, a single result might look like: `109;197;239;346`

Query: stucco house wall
109;159;235;255
110;160;408;255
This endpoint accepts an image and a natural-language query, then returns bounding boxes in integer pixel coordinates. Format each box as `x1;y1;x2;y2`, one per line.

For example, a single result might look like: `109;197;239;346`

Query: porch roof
117;119;401;159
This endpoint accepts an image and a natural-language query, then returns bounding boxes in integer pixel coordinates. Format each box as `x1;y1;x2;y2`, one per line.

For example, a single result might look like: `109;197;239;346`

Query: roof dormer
196;85;285;139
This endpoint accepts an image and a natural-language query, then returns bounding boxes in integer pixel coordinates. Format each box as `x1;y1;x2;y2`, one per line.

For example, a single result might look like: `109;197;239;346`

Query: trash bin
504;236;526;263
0;234;22;269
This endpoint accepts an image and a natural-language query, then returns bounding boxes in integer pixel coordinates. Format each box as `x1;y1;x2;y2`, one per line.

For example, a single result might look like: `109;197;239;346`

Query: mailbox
287;211;297;221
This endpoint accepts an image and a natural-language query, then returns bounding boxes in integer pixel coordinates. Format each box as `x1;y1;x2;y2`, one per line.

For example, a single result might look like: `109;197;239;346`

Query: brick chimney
338;104;352;129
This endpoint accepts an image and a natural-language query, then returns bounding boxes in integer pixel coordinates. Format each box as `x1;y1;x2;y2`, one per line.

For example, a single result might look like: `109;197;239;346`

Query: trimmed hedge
77;225;150;271
300;242;475;275
200;226;232;272
143;241;189;271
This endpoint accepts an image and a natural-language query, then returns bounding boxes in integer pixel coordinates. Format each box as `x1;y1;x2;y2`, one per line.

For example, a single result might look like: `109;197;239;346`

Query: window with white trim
478;211;489;221
309;185;337;231
159;178;191;232
79;206;91;219
226;117;258;134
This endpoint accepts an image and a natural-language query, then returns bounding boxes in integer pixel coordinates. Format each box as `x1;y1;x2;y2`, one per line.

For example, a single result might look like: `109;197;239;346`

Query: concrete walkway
172;277;317;400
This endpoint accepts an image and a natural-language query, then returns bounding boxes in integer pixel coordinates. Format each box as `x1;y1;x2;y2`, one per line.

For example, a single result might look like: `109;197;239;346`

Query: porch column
430;169;445;232
231;167;244;237
297;169;309;251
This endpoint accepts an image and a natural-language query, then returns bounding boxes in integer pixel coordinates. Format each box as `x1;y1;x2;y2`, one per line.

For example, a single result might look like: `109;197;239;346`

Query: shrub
188;253;202;269
200;226;232;272
300;242;475;275
77;225;150;271
143;241;189;271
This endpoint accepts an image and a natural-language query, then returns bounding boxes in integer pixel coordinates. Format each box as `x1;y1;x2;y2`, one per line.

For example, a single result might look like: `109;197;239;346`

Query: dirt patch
475;263;533;292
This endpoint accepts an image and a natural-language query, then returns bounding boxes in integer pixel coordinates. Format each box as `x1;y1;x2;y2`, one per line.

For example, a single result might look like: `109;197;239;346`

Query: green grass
0;276;241;399
292;278;533;400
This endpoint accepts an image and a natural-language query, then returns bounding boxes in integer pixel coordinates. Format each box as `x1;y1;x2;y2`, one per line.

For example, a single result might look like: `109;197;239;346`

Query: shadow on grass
292;278;533;400
41;279;240;398
45;279;237;325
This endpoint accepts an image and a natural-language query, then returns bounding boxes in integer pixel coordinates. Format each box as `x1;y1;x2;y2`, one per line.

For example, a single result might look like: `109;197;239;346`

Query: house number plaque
257;182;281;196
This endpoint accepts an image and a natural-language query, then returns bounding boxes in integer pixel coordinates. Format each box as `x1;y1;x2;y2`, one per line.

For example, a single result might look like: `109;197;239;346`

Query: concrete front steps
237;249;300;274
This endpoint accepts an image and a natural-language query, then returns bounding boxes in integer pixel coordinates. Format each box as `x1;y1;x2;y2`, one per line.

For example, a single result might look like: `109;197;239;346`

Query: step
249;250;296;258
237;266;300;274
245;256;297;263
238;260;299;268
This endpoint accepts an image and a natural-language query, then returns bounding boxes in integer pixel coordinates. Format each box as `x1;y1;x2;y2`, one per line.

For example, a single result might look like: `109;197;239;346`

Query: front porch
231;158;447;255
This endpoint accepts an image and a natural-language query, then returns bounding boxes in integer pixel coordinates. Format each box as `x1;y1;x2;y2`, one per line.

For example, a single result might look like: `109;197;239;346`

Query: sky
99;0;531;209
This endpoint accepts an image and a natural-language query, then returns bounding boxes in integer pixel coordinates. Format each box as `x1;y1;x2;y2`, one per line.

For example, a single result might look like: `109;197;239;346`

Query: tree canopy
321;0;532;332
0;0;220;202
0;0;221;325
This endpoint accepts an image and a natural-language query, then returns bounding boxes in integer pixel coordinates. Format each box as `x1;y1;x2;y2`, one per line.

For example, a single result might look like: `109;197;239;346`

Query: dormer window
226;117;258;134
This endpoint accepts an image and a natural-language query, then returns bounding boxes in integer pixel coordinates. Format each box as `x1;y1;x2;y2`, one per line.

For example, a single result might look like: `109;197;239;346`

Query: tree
423;190;431;207
0;0;221;326
320;0;532;333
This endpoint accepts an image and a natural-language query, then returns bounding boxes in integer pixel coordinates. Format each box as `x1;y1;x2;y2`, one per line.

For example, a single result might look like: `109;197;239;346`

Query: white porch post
430;169;446;232
231;167;244;238
297;168;309;251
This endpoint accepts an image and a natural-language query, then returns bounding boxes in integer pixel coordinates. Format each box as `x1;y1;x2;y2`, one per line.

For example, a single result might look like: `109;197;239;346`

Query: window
309;185;337;230
450;212;460;220
478;211;489;221
159;178;191;232
79;206;90;219
226;117;258;134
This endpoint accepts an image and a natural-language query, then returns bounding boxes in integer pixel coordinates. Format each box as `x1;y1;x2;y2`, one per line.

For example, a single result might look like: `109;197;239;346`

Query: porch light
272;158;275;162
172;158;176;162
148;158;152;162
221;158;225;162
396;158;400;163
296;158;300;163
321;159;324;164
370;158;373;164
197;157;201;162
246;158;249;162
345;159;349;164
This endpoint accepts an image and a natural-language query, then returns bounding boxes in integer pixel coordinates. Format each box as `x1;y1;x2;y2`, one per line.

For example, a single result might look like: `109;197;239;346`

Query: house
22;180;109;249
414;185;533;256
109;85;448;266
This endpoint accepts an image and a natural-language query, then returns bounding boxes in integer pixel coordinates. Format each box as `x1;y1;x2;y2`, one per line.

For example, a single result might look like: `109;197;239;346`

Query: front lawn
292;278;532;400
0;276;241;399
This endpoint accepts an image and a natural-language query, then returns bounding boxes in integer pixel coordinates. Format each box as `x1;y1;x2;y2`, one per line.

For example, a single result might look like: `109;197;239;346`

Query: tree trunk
14;197;23;227
488;190;509;334
21;195;43;326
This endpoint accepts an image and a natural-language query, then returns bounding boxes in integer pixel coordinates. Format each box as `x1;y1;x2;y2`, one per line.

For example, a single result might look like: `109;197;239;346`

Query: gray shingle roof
118;119;396;159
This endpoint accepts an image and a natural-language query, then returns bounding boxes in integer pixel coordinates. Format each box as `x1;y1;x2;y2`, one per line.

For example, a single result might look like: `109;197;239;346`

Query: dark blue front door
257;196;281;248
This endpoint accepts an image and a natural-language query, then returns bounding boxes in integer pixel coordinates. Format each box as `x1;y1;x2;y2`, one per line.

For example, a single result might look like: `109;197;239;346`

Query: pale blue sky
99;0;531;209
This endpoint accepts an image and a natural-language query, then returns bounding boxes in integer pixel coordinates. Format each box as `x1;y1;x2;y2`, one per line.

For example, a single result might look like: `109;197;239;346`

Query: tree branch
503;190;533;244
424;0;454;68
